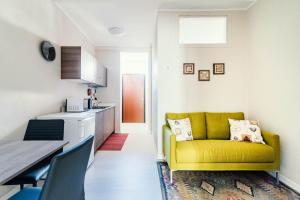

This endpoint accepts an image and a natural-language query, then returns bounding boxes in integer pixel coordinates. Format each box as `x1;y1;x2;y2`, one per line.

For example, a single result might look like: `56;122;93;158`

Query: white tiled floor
120;123;151;134
85;131;162;200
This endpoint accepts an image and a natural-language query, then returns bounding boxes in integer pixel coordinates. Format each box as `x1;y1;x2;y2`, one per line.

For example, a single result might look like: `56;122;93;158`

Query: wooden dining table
0;140;68;185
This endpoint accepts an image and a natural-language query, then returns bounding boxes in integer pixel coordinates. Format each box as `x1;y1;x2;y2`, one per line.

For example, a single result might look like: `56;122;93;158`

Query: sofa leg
170;170;174;184
275;171;280;185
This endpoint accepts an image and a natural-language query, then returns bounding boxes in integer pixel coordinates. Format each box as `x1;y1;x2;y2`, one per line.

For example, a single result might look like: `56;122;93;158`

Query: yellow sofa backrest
165;112;244;140
205;112;244;139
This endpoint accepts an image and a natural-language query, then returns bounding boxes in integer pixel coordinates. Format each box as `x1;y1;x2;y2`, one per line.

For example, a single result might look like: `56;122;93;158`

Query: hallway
85;132;162;200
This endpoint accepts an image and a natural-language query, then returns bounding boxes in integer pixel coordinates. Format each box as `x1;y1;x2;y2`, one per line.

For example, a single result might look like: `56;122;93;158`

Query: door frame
119;50;152;132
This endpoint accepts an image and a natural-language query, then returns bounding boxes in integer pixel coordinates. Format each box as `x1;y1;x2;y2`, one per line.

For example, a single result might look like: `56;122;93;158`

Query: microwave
66;98;85;112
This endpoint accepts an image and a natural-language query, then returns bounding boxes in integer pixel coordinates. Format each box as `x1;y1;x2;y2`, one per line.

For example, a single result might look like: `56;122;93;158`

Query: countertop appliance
37;112;95;167
66;97;86;112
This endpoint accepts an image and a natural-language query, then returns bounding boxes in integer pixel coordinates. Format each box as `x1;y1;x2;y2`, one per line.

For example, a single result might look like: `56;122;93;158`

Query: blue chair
8;135;94;200
5;120;64;189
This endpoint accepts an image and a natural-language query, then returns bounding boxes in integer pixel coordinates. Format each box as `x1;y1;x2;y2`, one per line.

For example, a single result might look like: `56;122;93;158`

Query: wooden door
122;74;145;123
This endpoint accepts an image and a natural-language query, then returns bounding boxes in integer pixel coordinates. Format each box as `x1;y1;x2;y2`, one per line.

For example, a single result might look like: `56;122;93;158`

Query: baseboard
267;171;300;194
0;186;18;200
157;158;165;162
156;152;165;161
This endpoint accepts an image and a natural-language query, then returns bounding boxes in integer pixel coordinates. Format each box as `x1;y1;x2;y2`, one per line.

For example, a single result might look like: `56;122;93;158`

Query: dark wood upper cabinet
61;46;107;87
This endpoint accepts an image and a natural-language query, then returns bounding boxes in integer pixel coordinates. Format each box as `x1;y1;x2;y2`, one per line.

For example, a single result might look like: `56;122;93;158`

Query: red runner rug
98;133;128;151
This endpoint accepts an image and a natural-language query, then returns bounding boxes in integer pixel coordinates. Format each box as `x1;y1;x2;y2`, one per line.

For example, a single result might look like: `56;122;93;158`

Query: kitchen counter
96;103;115;108
36;104;115;120
37;104;116;154
88;103;115;114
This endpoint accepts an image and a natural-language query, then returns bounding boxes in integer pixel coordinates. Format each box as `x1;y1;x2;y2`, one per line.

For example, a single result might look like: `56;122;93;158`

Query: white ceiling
54;0;255;48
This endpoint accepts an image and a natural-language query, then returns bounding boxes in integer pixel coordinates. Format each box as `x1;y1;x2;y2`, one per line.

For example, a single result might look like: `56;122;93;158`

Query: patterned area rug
98;133;128;151
157;162;300;200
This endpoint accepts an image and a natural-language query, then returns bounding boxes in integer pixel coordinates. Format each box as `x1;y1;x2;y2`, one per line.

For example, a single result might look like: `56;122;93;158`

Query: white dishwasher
37;112;95;167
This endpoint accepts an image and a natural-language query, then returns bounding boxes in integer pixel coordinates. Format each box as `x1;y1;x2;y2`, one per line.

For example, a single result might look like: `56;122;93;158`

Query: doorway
120;52;150;133
122;74;145;123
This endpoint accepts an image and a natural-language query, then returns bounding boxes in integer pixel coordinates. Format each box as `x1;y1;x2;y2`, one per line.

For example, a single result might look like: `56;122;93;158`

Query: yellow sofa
163;112;280;183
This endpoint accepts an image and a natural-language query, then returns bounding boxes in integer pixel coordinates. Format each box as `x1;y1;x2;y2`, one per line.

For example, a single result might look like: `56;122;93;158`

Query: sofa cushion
176;140;274;163
206;112;244;139
168;118;193;141
166;112;206;139
229;119;265;144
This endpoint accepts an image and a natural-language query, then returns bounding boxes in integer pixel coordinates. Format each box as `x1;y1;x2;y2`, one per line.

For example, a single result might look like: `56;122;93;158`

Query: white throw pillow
228;119;265;144
167;118;193;141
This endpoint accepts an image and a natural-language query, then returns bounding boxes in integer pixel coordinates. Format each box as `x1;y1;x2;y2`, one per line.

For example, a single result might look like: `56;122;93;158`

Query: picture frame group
183;63;225;81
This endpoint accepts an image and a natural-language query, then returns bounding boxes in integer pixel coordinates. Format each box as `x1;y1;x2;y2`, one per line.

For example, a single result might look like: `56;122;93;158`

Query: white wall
152;17;159;148
156;11;249;159
247;0;300;192
95;49;121;132
0;0;95;197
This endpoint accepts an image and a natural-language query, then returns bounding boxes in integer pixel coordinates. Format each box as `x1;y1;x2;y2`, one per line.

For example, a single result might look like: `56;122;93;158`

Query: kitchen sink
93;106;109;109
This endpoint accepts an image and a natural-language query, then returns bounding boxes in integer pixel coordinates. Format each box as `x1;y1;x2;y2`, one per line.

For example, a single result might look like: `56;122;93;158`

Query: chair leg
81;189;85;200
33;182;37;187
20;184;24;190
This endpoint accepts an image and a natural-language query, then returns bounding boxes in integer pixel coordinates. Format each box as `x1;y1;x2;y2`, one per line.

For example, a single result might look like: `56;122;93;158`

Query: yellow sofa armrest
163;125;176;169
262;130;280;170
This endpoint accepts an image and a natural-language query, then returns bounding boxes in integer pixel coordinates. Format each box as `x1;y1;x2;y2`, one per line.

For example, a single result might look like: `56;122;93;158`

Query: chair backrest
39;135;94;200
24;120;64;141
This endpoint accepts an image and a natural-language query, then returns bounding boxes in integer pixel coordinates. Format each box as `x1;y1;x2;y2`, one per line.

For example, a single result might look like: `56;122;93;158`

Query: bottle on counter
92;89;99;108
87;88;93;110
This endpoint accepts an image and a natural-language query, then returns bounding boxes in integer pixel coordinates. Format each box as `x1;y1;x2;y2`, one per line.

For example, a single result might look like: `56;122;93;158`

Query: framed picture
198;70;210;81
183;63;195;74
213;63;225;75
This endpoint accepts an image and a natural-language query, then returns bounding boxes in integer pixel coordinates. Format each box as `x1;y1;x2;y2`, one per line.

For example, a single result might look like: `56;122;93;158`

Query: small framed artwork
183;63;195;74
213;63;225;75
198;70;210;81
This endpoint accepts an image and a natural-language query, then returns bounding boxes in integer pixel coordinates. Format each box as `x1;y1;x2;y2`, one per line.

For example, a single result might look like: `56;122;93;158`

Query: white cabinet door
96;65;107;87
81;49;97;83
